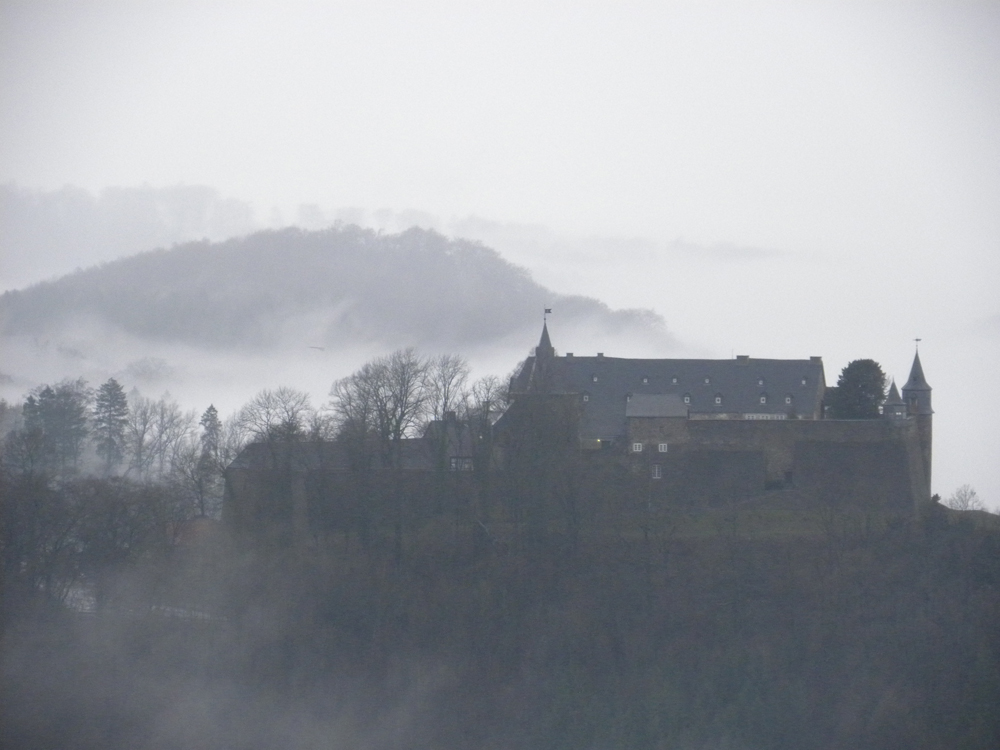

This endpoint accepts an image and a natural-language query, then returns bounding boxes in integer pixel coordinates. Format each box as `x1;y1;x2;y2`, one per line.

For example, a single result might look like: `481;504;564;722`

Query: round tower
901;349;932;496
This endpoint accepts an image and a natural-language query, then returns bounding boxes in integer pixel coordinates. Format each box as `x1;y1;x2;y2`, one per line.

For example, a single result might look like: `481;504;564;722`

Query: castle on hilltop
224;325;933;544
498;323;932;509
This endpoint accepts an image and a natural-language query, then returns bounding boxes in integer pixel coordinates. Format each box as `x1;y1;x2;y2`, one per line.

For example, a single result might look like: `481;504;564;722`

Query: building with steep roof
224;327;935;547
500;324;933;509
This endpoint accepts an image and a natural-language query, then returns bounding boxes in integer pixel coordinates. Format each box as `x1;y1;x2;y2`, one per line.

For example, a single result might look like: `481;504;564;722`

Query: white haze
1;1;998;506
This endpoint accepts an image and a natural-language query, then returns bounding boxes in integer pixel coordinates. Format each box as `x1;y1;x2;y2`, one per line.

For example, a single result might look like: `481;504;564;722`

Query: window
672;377;678;384
785;395;792;405
760;394;768;404
683;394;691;404
801;377;807;386
592;374;598;382
651;464;662;479
758;378;765;386
583;394;589;402
632;442;643;453
658;443;668;452
714;395;722;405
642;376;648;384
449;457;473;471
704;377;711;384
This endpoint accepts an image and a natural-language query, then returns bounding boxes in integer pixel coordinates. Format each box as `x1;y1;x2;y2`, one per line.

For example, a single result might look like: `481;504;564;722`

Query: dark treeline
2;360;1000;749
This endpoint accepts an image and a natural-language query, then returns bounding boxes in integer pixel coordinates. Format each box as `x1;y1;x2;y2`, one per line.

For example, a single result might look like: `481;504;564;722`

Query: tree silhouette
93;378;129;474
828;359;886;419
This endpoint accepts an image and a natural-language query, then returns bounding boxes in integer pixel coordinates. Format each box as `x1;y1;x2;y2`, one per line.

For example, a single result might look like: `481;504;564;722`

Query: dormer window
583;394;589;402
714;394;722;405
758;378;765;386
785;395;792;405
672;377;678;384
642;377;648;384
683;394;691;404
704;377;710;384
760;394;768;404
592;374;598;382
632;442;643;453
801;378;807;386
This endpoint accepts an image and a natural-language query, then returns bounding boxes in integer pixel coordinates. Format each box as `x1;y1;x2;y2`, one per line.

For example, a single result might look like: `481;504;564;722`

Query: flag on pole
545;308;552;314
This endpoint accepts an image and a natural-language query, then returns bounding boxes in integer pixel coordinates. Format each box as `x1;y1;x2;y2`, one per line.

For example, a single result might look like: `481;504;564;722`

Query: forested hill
0;225;666;351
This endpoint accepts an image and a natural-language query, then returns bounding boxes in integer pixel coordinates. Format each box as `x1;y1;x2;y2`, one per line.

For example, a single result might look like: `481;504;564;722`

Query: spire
536;321;554;359
901;348;932;415
885;379;903;405
903;350;930;392
883;379;907;419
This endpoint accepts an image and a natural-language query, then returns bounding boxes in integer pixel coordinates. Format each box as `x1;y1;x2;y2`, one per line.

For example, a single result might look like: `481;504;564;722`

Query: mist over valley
3;3;1000;747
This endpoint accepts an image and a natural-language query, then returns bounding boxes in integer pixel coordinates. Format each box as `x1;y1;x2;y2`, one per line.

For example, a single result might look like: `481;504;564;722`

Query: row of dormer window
600;393;797;406
592;375;811;387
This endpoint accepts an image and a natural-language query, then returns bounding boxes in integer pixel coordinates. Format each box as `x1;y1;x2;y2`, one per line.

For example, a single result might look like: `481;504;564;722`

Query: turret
883;380;906;420
518;322;558;394
535;321;555;360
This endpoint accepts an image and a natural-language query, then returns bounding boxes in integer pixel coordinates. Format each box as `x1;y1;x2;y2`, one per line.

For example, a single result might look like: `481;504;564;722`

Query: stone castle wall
625;416;929;511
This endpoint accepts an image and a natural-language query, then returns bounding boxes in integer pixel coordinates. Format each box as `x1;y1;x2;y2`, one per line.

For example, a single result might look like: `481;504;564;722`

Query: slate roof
902;350;931;392
885;380;904;406
625;393;689;418
511;328;827;440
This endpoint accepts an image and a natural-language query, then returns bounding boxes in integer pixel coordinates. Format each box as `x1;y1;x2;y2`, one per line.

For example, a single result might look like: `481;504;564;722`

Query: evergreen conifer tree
93;378;129;474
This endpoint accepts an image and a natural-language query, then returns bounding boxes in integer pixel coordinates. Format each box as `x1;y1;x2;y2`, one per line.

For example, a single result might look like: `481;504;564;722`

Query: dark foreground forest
3;485;999;750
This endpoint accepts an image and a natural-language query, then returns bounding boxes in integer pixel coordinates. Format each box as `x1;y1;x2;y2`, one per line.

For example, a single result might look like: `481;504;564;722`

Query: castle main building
503;324;932;510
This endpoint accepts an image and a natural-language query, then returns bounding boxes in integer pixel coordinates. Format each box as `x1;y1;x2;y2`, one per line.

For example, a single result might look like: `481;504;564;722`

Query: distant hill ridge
0;225;666;350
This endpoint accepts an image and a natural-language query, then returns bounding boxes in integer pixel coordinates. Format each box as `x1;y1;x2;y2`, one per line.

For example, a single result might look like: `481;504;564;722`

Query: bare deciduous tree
426;353;470;421
330;349;431;469
125;394;196;481
235;387;315;444
944;484;984;511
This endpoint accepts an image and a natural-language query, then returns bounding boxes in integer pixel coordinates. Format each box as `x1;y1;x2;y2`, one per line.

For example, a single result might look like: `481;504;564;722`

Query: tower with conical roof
883;379;906;420
901;349;932;496
527;321;557;393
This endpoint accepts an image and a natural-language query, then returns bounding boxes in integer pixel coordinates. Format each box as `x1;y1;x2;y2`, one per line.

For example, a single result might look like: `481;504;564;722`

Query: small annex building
224;416;477;544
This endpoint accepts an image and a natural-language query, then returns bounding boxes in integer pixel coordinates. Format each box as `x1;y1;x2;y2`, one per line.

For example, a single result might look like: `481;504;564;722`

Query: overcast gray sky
1;1;998;504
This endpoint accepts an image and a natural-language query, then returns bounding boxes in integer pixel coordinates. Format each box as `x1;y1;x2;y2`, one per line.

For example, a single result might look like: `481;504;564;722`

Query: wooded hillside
0;225;667;351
